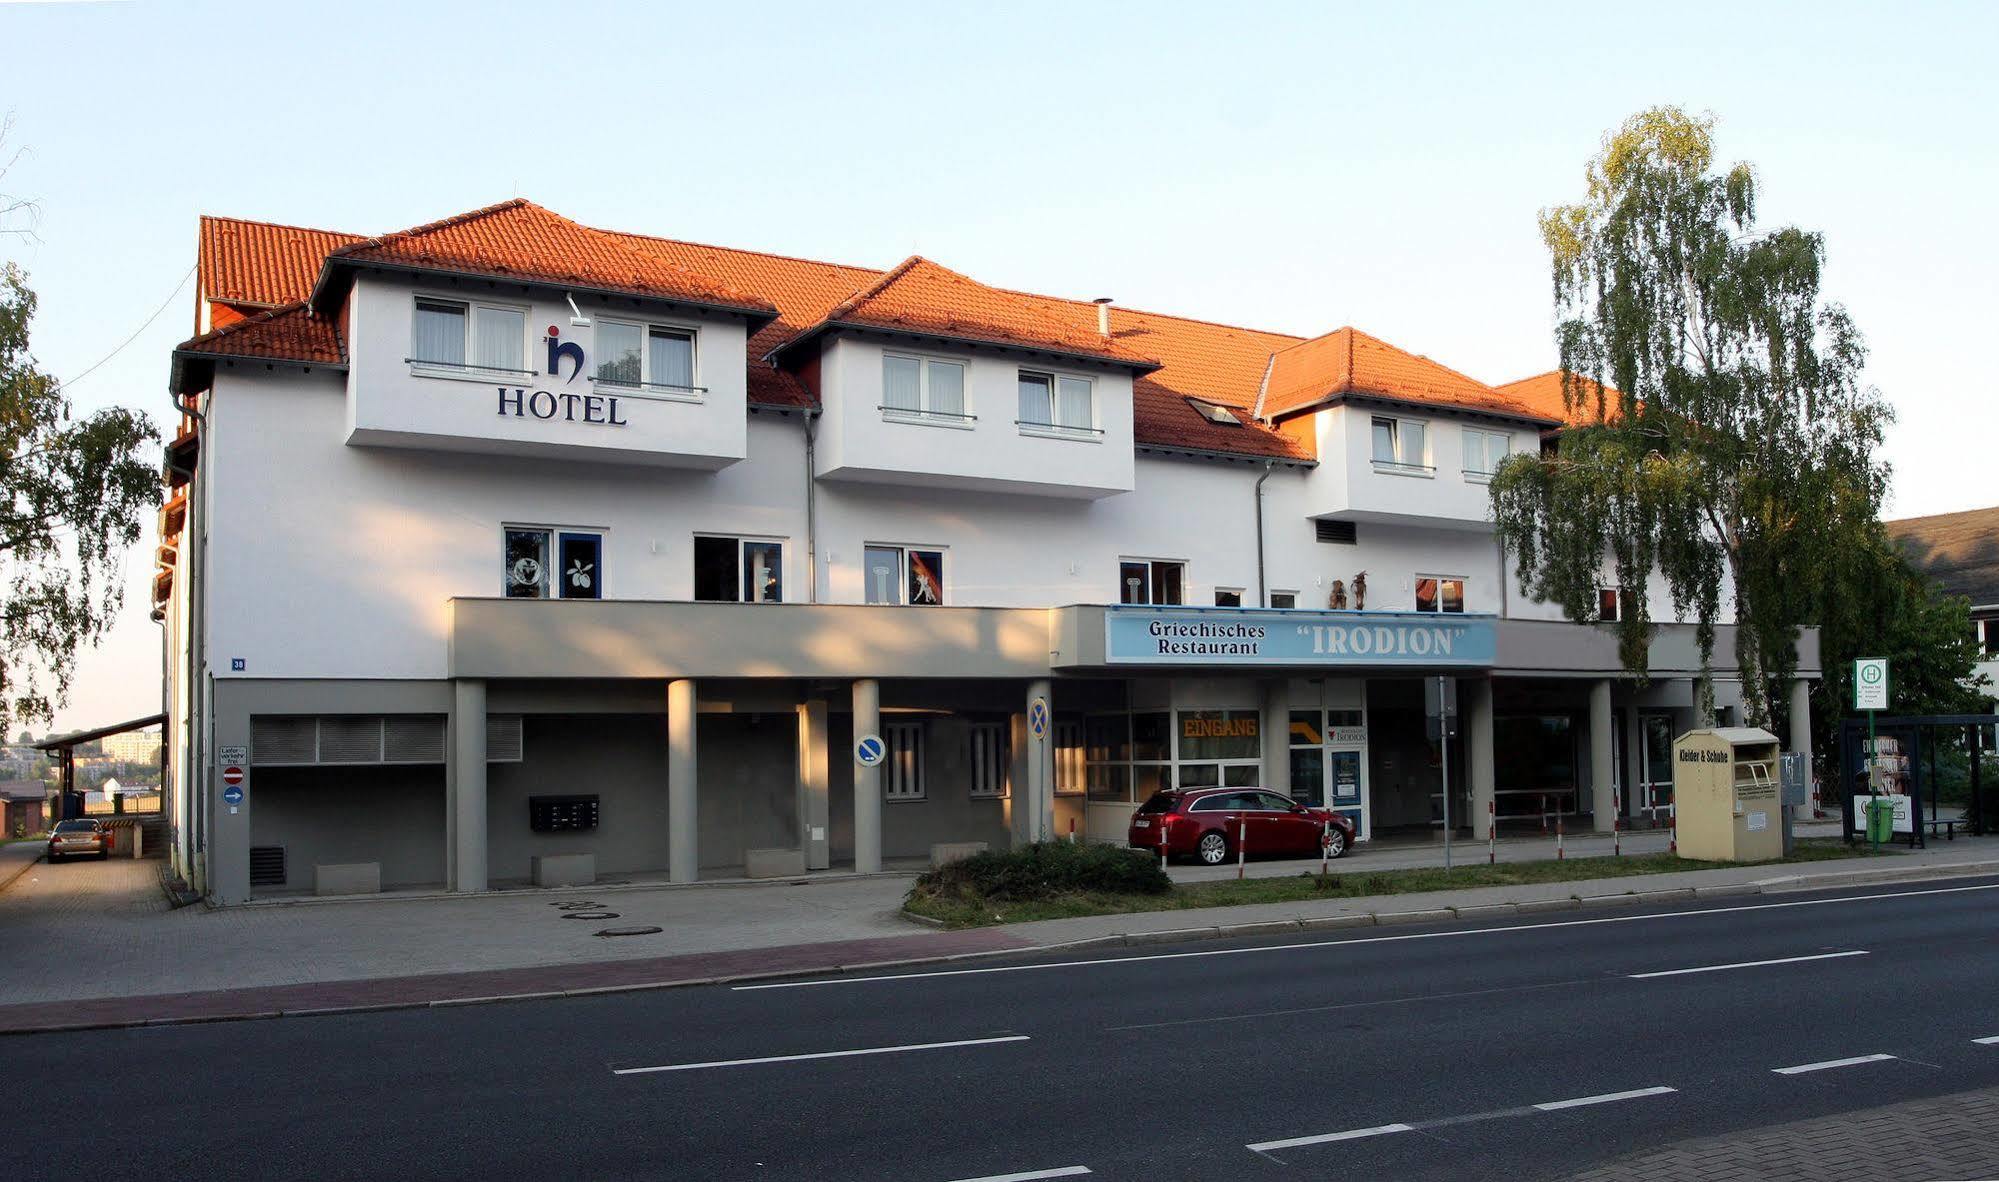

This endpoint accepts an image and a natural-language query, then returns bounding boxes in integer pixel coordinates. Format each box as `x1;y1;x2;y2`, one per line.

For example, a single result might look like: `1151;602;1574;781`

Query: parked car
46;818;108;862
1129;787;1357;865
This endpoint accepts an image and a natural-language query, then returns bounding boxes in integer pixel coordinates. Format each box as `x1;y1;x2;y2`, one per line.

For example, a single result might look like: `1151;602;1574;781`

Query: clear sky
3;0;1995;735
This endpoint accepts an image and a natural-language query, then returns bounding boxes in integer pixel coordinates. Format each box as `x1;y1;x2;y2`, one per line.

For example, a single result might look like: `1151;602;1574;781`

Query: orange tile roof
1494;370;1624;427
177;301;345;365
1261;327;1556;424
314;199;779;321
183;201;1560;462
199;215;362;309
773;256;1161;372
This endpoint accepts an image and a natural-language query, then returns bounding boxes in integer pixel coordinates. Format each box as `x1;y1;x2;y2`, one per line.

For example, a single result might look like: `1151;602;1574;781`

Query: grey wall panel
486;715;669;880
249;765;446;892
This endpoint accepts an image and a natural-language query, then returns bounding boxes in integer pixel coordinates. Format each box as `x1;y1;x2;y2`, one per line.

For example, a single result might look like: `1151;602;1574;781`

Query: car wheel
1197;831;1229;865
1324;827;1349;859
47;852;60;864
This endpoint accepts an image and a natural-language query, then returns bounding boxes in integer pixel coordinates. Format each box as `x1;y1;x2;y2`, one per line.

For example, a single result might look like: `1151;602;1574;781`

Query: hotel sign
1104;608;1495;667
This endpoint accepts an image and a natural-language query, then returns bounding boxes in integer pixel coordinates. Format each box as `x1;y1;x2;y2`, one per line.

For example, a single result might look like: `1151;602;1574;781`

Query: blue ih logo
544;325;585;383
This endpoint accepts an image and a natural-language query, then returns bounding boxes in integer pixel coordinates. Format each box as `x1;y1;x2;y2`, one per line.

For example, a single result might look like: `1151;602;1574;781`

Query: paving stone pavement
1564;1086;1999;1181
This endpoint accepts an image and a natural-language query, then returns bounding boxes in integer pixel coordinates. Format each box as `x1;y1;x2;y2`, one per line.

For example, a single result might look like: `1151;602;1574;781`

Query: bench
1924;818;1962;841
532;853;596;887
744;848;807;879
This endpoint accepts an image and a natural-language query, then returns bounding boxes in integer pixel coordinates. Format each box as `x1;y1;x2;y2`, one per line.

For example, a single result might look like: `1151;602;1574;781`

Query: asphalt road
10;876;1999;1181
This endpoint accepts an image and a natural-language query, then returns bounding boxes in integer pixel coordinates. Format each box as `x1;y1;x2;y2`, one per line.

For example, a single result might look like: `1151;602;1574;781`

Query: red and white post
1613;816;1621;857
1320;819;1331;876
1556;817;1565;860
1158;820;1169;871
1237;816;1248;880
1069;817;1078;844
1487;800;1496;865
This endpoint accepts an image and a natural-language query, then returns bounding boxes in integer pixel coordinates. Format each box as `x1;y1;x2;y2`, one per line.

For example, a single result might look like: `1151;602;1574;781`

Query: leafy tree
1493;107;1891;726
1;130;160;734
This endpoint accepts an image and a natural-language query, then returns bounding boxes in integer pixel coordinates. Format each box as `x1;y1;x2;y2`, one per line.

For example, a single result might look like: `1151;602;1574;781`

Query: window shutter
250;717;317;766
384;716;446;763
486;715;524;763
317;717;385;763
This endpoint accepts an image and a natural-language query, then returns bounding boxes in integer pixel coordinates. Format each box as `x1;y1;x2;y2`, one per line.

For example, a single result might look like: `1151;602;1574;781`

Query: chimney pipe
1092;297;1113;339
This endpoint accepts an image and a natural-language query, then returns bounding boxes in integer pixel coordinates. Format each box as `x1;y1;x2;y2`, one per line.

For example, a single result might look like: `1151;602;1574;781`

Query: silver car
46;818;108;862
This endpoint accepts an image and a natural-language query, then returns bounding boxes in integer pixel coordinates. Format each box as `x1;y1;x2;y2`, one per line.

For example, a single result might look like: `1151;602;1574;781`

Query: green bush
914;841;1171;902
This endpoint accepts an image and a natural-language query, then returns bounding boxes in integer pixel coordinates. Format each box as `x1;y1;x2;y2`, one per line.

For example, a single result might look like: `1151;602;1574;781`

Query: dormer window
1371;416;1432;475
411;297;527;377
1019;370;1096;437
596;319;698;396
882;353;969;424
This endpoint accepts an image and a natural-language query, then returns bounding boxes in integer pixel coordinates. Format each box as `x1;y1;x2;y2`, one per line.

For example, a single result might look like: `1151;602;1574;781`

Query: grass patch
904;837;1887;928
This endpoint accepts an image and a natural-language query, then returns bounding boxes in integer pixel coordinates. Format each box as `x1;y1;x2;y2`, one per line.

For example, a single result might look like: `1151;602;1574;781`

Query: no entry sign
222;766;244;787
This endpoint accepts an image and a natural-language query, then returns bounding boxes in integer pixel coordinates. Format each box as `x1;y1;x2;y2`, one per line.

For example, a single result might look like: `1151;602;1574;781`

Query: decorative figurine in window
1352;571;1368;611
567;558;594;591
509;556;542;591
1328;580;1347;610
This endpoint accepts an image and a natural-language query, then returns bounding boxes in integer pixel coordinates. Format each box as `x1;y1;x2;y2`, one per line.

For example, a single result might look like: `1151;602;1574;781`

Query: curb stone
1450;903;1519;921
1375;908;1455;926
1300;913;1375;931
1123;926;1222;946
1217;919;1303;939
1515;897;1581;913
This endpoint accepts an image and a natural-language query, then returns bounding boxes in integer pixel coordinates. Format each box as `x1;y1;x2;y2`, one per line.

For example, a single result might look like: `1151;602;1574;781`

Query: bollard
1613;816;1621;857
1320;819;1331;876
1487;800;1496;865
1669;809;1677;856
1557;817;1565;860
1238;816;1247;880
1069;817;1078;844
1158;821;1168;871
1540;795;1549;833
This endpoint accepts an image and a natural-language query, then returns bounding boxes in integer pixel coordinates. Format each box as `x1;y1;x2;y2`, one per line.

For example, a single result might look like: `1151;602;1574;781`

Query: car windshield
54;820;96;832
1135;793;1177;815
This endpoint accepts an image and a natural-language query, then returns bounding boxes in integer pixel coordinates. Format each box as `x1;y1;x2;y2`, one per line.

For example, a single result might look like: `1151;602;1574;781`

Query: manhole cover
595;925;663;938
562;911;620;920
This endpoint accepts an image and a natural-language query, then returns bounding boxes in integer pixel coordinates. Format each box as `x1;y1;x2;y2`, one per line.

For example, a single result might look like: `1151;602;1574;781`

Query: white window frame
1054;719;1085;796
1370;415;1433;477
1413;573;1467;614
1461;426;1511;482
502;524;606;600
1118;558;1188;606
863;543;948;606
1269;590;1298;609
885;721;926;802
1016;368;1100;441
692;534;786;604
968;722;1008;800
881;351;972;428
409;295;531;382
1214;588;1245;608
592;316;702;403
1597;585;1626;622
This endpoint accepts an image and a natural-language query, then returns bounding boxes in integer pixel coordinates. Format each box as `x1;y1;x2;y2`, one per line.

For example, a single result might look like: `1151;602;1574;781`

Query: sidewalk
2;836;1993;1036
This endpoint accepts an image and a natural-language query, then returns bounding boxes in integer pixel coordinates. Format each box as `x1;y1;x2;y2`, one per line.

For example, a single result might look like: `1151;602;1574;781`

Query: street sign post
1854;658;1889;849
1428;676;1458;869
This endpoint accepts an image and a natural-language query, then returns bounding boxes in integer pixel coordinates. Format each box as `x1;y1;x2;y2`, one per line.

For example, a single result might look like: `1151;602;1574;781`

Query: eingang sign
1104;607;1496;667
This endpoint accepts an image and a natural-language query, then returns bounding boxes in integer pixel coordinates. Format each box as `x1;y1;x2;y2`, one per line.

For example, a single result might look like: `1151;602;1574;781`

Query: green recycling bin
1865;796;1896;843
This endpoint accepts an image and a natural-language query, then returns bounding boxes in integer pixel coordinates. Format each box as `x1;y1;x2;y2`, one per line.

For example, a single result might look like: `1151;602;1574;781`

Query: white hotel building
154;200;1819;903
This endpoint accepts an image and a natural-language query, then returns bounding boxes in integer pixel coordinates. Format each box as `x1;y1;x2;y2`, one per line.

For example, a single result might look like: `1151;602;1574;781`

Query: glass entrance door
1289;709;1370;841
1640;714;1675;820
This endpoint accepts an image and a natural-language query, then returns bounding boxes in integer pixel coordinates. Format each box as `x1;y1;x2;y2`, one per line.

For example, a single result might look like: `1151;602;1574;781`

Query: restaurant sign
1104;607;1496;667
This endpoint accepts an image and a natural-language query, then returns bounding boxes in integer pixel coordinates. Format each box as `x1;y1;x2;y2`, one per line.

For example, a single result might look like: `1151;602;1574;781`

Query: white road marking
942;1168;1090;1182
612;1034;1028;1075
1974;1036;1999;1045
1628;950;1868;979
1247;1123;1414;1152
734;882;1999;991
1533;1085;1677;1110
1772;1053;1897;1075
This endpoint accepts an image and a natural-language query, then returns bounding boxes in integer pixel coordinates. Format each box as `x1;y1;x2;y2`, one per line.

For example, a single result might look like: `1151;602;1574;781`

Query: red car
1129;787;1356;865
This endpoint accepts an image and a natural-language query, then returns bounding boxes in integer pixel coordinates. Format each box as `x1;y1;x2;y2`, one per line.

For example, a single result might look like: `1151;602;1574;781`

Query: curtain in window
1018;373;1053;425
926;361;964;417
884;356;921;412
1441;578;1464;613
1414;577;1439;612
1055;376;1092;429
597;321;643;385
472;306;524;372
650;329;694;389
414;301;466;366
1399;422;1426;466
1371;419;1396;463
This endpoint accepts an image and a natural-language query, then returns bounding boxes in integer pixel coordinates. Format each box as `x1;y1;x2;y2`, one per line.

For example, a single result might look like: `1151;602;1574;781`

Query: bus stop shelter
1838;712;1996;847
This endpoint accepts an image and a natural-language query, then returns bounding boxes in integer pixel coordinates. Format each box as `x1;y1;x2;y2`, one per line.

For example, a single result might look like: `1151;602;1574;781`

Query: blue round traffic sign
223;784;244;806
1028;698;1049;738
855;734;885;768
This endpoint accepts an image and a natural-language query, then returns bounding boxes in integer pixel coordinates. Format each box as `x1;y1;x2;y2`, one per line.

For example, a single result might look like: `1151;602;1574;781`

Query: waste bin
1865;796;1896;844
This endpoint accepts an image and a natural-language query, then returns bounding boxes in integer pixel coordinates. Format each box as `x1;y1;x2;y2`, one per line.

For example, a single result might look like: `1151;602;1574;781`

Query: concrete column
1260;680;1291;797
1022;679;1055;844
209;682;253;905
796;698;831;870
1466;678;1496;836
667;678;698;883
1788;678;1814;820
447;678;488;893
1589;679;1616;832
852;679;881;873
